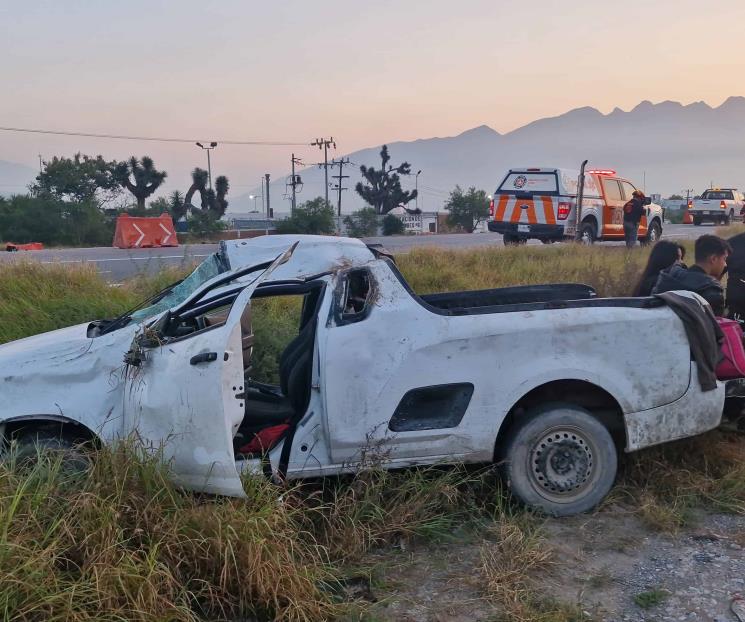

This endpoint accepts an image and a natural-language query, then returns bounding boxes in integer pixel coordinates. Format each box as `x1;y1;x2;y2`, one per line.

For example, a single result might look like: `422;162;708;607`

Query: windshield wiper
99;278;184;335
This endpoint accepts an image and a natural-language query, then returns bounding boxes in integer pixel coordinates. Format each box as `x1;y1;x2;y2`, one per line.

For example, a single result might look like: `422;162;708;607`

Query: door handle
190;352;218;365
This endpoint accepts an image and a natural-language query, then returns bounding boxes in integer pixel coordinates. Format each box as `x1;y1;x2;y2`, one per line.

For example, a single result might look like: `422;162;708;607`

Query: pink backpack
715;317;745;379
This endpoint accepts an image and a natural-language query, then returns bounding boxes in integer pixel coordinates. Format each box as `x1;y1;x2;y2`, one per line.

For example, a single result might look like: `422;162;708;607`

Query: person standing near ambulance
623;189;646;248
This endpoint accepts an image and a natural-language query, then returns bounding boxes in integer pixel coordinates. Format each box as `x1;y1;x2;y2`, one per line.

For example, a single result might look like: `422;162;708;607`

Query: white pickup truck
0;236;726;516
689;188;745;225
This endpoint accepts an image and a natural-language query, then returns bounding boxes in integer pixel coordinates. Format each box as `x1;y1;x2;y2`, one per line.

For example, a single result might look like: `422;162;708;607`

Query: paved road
0;223;713;282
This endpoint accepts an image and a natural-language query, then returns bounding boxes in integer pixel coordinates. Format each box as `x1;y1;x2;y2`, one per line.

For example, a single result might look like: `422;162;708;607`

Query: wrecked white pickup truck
0;236;726;515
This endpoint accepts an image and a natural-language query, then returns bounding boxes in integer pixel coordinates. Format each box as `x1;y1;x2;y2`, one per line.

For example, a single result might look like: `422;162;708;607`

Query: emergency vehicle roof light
586;169;616;176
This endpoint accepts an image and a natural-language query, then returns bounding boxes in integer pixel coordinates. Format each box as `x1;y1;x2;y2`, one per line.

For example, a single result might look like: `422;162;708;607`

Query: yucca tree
115;156;167;211
210;175;229;218
184;168;209;210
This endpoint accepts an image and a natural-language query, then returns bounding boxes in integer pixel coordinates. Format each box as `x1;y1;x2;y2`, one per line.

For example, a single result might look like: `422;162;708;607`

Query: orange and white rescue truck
488;167;664;245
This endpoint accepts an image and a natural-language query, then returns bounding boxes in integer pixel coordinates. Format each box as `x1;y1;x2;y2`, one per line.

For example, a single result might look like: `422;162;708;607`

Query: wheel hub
530;429;594;496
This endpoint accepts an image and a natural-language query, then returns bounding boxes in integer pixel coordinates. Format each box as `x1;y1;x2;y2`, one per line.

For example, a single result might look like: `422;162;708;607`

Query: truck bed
420;283;596;311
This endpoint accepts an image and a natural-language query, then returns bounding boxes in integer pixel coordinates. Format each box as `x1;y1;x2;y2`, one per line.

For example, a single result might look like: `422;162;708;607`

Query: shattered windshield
131;253;226;321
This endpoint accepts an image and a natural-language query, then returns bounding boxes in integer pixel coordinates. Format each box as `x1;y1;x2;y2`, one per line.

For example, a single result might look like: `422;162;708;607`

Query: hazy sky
1;0;744;196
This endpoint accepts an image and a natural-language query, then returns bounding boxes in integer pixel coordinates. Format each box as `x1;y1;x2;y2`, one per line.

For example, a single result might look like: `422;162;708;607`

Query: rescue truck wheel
579;222;596;245
503;234;526;246
693;217;702;226
500;403;617;517
640;220;661;246
724;211;733;226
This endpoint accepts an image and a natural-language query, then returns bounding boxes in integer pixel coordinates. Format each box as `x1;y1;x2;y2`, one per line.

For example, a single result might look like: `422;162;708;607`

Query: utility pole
289;154;303;215
311;137;336;207
38;154;43;174
331;158;350;217
265;173;271;218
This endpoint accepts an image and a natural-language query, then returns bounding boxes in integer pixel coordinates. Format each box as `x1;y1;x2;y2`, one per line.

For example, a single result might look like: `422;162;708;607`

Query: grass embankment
0;245;743;621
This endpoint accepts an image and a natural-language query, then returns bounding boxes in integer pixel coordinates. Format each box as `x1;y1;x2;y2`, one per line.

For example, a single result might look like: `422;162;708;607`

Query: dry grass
1;244;744;620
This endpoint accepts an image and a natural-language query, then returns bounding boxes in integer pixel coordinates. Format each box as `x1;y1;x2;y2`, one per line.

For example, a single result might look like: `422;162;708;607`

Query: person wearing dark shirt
623;190;646;248
726;232;745;322
632;240;686;297
652;234;730;316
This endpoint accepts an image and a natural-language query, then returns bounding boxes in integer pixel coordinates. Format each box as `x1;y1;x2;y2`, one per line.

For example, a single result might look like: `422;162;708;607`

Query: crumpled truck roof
220;235;379;281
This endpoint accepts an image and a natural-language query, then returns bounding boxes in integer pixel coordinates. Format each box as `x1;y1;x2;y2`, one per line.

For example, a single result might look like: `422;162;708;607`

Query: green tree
668;194;683;200
187;208;227;234
0;195;114;246
355;145;417;215
114;156;167;211
444;185;489;233
382;213;405;236
275;197;336;235
31;153;120;204
343;207;379;237
147;190;187;220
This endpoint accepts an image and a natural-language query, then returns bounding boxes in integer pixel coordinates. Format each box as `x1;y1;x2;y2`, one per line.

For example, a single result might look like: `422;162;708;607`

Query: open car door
123;244;297;496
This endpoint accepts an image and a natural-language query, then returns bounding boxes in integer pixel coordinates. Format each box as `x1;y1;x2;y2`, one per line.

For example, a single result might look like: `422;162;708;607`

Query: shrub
382;213;405;236
343;207;378;237
275;197;336;235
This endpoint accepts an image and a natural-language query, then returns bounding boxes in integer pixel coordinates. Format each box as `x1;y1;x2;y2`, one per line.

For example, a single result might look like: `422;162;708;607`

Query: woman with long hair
632;240;686;297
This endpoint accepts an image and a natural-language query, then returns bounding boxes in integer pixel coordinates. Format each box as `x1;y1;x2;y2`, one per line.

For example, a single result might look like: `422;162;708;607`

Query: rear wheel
640;220;661;246
724;211;733;226
503;234;527;246
693;217;702;226
579;221;596;245
500;403;618;516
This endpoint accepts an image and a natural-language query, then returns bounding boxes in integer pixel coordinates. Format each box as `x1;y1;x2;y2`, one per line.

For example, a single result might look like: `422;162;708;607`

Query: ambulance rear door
493;170;561;234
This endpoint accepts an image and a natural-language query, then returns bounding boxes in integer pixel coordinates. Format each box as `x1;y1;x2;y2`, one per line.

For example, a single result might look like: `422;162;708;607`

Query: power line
0;126;307;146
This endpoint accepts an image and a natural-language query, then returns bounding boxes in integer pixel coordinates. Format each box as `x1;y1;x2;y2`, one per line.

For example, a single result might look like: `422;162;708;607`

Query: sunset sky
1;0;744;196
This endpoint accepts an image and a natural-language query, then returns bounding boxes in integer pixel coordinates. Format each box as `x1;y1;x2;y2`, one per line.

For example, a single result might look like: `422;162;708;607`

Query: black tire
540;238;554;245
579;221;596;245
7;428;90;473
499;403;618;517
640;220;661;246
503;234;527;246
693;217;702;226
724;211;733;226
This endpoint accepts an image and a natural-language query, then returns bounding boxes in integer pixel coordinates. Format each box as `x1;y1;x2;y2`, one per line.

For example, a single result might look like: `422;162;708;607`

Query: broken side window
340;269;373;322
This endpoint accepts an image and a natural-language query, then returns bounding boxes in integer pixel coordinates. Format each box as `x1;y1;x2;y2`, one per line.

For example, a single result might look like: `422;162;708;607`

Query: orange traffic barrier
6;242;44;252
683;210;693;224
113;214;178;249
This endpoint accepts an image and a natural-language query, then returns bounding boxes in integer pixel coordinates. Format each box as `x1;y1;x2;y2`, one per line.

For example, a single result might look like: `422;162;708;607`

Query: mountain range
234;96;745;214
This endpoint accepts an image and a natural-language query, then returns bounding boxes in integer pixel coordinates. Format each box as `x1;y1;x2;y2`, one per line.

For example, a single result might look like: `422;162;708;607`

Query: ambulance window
498;172;558;195
602;179;622;201
620;181;637;201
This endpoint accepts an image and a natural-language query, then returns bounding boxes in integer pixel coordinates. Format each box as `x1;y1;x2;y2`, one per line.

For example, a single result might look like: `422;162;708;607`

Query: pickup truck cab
688;188;745;226
488;167;664;245
0;236;725;516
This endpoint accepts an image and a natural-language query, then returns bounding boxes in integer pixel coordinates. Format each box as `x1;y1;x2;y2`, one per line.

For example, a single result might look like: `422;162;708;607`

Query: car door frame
122;244;297;496
600;177;624;239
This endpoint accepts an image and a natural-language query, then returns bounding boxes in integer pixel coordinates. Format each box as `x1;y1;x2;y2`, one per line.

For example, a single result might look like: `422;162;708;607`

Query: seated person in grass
652;234;730;316
632;240;686;297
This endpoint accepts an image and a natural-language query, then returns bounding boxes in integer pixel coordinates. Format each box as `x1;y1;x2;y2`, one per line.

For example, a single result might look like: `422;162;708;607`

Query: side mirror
643;197;652;205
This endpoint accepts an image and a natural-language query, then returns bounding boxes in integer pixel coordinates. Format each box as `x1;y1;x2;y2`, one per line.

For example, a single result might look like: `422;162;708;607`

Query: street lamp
415;170;422;211
248;194;259;212
195;141;218;190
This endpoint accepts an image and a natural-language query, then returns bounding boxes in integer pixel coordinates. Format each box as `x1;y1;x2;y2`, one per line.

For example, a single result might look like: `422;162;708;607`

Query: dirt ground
359;509;745;622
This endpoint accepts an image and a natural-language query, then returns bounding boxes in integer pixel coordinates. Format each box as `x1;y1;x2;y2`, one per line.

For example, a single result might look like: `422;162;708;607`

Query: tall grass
0;245;743;620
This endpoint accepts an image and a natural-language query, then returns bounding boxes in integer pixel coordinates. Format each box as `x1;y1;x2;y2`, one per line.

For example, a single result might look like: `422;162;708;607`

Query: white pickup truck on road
689;188;745;225
0;236;726;516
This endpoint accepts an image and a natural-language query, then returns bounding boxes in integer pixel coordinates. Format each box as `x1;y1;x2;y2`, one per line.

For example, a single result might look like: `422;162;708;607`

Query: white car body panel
0;235;726;499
